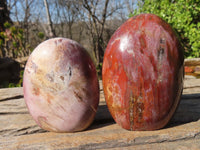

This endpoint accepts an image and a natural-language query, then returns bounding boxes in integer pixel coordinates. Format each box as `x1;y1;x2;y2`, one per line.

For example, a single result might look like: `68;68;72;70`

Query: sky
8;0;139;23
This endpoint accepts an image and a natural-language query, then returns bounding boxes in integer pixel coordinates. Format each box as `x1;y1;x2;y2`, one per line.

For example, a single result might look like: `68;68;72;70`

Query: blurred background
0;0;199;88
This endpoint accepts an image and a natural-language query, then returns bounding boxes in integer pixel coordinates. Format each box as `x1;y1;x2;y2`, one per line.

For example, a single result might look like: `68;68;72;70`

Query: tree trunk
43;0;55;38
0;0;12;31
68;23;73;39
94;37;104;66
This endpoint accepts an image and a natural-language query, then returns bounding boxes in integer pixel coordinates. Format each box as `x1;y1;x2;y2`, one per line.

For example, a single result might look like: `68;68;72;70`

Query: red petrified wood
102;14;184;131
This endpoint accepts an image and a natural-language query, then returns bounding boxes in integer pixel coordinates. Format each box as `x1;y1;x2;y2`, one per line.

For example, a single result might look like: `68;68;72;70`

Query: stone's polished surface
102;14;184;131
23;38;99;132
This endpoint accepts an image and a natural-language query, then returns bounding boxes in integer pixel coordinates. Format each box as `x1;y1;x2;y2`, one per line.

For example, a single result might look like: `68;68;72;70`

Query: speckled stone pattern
102;14;184;131
23;38;99;132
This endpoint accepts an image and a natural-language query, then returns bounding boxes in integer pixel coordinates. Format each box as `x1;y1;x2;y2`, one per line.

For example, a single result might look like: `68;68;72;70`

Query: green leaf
4;22;11;28
38;32;45;39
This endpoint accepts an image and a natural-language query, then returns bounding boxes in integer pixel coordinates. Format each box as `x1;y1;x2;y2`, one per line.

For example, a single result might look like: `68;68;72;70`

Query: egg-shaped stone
102;14;184;130
23;38;99;132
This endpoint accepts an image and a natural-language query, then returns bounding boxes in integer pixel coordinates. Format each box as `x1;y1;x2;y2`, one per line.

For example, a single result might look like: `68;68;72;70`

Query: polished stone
102;14;184;131
23;38;99;132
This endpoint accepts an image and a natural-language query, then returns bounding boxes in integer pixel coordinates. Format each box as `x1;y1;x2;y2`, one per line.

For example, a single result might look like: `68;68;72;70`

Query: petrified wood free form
23;38;99;132
103;14;184;131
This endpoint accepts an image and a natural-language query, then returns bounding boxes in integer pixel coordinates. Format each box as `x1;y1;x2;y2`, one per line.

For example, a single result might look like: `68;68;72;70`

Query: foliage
0;22;30;88
0;22;31;58
38;32;45;39
131;0;200;58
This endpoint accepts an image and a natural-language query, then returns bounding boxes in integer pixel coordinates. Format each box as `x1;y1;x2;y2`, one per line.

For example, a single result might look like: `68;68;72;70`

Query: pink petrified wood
23;38;99;132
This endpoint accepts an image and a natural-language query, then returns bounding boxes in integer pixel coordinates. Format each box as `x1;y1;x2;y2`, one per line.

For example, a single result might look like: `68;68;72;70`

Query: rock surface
0;78;200;149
